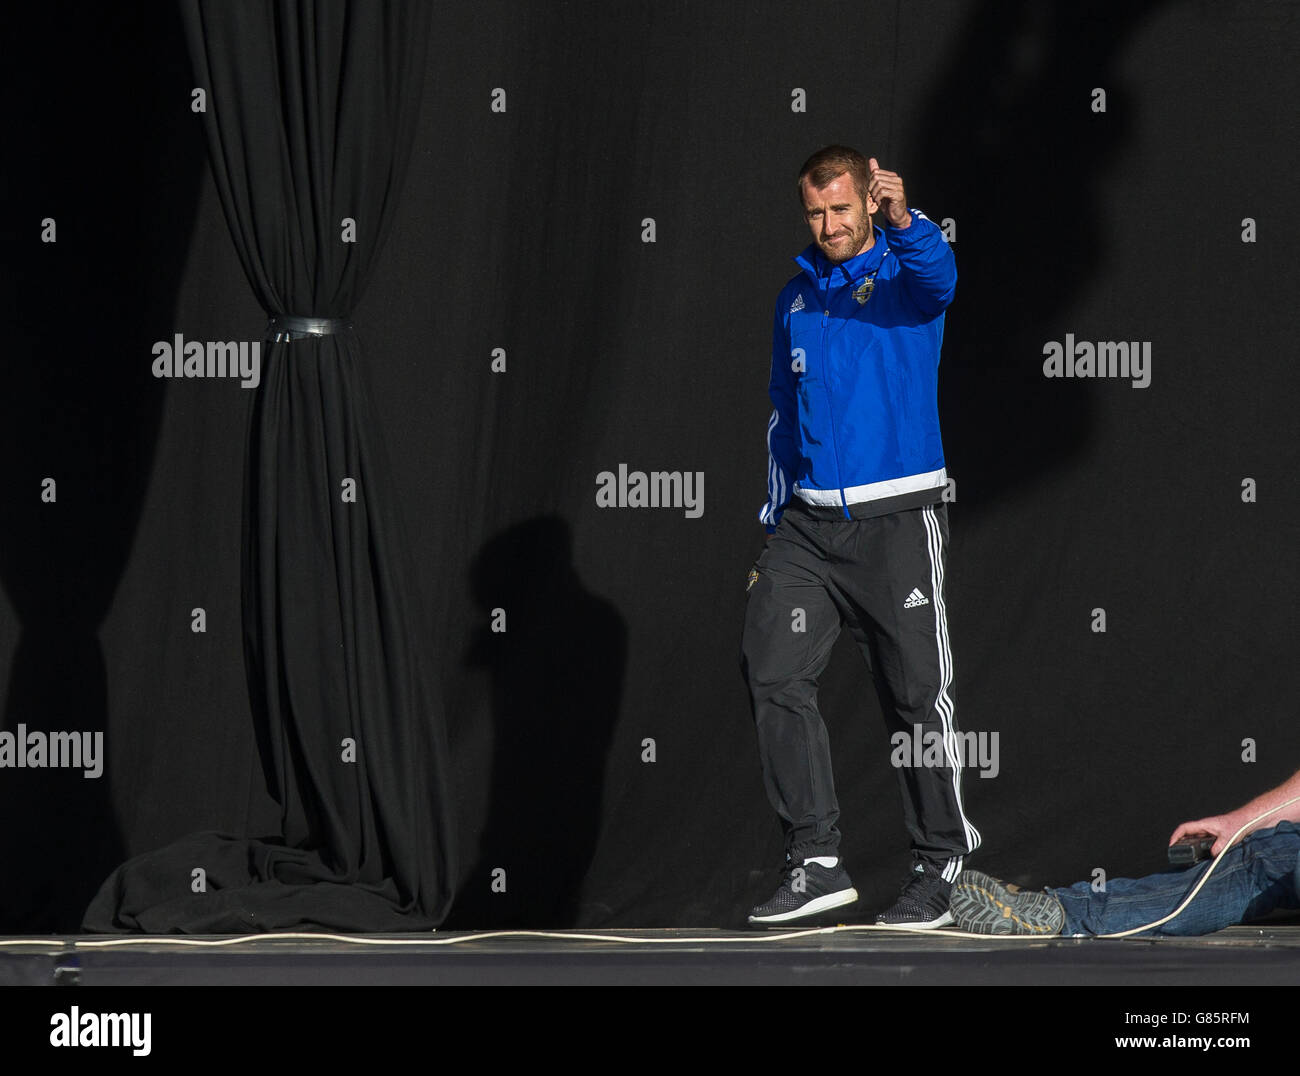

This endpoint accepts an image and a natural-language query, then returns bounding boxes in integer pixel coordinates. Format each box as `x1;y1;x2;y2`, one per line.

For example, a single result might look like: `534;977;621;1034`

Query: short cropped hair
797;145;870;207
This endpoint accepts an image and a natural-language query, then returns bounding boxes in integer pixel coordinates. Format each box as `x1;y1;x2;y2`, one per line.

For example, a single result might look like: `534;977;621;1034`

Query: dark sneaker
748;860;859;925
876;859;954;928
950;870;1065;936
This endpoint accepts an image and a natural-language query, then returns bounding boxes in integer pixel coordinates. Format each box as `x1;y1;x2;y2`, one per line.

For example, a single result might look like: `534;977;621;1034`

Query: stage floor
3;923;1299;985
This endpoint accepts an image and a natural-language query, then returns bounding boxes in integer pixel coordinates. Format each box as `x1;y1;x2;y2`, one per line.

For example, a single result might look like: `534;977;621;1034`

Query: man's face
801;171;878;263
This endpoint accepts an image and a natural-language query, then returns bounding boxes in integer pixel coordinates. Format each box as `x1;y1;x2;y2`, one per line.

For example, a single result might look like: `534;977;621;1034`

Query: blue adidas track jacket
760;208;957;532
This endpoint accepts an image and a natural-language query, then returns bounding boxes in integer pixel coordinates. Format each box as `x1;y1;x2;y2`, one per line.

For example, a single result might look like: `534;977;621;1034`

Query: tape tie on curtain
267;315;352;341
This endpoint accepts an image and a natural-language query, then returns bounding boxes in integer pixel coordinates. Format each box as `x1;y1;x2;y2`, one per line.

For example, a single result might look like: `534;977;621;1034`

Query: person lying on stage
949;767;1300;936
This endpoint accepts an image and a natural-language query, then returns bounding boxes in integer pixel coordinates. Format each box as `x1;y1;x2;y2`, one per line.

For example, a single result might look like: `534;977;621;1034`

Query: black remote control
1168;835;1215;865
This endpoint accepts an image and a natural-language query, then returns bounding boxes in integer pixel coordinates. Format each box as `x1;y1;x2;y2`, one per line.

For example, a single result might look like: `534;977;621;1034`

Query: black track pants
739;502;981;876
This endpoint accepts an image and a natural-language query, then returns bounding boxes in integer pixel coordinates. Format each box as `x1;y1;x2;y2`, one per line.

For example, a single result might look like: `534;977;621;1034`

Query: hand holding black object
1169;814;1236;858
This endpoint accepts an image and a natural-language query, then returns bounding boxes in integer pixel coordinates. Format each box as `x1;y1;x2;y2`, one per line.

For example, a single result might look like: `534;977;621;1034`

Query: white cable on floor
0;924;961;949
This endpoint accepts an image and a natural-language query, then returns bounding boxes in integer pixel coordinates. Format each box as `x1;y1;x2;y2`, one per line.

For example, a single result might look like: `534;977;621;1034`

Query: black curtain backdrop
80;0;455;931
1;0;1297;932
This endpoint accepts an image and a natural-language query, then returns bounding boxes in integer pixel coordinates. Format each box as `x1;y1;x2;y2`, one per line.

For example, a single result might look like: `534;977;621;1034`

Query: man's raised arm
868;157;956;318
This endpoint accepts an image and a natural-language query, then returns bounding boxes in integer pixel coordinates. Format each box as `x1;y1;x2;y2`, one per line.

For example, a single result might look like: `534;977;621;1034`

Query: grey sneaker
951;870;1065;935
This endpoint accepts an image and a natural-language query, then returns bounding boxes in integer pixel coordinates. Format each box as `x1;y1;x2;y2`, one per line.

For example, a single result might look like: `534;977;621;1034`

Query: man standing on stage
742;145;980;927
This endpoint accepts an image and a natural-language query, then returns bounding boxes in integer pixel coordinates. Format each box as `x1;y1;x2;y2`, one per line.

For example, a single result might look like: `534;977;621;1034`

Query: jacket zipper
819;274;850;518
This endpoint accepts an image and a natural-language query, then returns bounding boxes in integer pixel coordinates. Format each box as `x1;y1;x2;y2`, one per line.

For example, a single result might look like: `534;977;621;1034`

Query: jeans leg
1048;825;1300;937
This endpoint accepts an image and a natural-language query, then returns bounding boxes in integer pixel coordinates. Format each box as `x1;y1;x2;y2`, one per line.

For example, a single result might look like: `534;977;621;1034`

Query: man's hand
1168;814;1243;858
1167;768;1300;858
867;158;911;229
